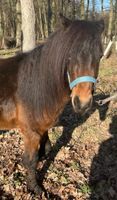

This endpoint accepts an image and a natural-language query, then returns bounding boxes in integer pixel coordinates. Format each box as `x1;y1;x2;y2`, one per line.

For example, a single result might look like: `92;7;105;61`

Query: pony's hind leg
22;129;42;194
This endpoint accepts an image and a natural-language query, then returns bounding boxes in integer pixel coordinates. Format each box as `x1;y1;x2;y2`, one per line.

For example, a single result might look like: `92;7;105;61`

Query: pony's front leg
22;130;42;194
39;131;51;159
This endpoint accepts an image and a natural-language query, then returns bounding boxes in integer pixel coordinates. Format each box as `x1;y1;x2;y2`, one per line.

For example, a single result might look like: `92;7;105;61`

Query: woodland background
0;0;117;52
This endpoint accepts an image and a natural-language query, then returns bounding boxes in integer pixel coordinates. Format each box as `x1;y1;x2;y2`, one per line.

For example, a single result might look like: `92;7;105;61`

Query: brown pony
0;15;104;194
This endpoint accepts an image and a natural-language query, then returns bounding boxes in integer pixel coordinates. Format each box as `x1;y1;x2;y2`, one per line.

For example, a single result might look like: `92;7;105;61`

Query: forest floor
0;53;117;200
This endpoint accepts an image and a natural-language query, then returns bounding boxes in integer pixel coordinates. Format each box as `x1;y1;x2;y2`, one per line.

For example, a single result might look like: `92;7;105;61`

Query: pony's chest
0;98;17;128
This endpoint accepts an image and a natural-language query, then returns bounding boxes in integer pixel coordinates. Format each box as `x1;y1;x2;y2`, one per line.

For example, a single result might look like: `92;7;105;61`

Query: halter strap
67;73;97;90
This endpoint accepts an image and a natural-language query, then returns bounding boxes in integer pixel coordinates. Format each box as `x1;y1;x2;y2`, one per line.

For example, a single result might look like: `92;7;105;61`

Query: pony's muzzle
72;95;93;114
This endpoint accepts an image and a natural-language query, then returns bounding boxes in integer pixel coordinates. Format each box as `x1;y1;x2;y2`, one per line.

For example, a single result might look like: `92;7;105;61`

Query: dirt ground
0;54;117;200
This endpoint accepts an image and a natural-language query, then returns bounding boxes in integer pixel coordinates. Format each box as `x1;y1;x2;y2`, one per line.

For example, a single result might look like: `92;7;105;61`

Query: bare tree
0;3;3;48
20;0;36;52
86;0;90;19
72;0;76;19
92;0;95;19
2;0;9;37
47;0;52;35
114;0;117;52
8;0;16;38
101;0;104;17
80;0;85;19
16;0;21;47
107;0;114;41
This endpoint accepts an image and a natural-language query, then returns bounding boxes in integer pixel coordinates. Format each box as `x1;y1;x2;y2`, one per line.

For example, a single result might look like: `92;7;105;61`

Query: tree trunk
107;0;114;41
114;0;117;52
2;0;9;49
2;0;9;37
20;0;36;52
80;0;85;20
16;0;21;47
43;1;48;38
92;0;95;19
72;0;76;19
39;7;45;39
57;0;63;15
86;0;89;19
61;0;64;14
47;0;52;35
8;0;16;38
0;2;4;49
101;0;104;17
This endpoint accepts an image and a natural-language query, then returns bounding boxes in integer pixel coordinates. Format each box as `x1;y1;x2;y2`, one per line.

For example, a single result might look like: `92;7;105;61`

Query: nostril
73;96;81;109
72;95;93;113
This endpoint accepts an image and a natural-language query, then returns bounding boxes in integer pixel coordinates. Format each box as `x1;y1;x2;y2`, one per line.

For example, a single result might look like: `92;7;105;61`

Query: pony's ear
98;19;104;33
59;13;72;28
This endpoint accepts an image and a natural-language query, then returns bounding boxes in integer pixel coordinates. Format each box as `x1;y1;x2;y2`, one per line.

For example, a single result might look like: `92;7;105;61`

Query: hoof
27;173;42;195
33;185;42;195
27;181;42;195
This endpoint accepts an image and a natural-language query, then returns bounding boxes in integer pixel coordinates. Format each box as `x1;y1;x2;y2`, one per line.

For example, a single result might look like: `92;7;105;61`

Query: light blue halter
67;72;97;90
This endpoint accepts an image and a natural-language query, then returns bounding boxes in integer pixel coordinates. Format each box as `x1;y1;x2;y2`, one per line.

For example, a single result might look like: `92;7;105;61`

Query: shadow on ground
36;93;110;199
89;115;117;200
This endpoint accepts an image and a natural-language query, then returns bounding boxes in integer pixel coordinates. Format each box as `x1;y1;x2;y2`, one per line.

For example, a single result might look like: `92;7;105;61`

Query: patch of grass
60;175;69;185
13;171;25;187
49;127;63;145
69;161;80;170
99;65;117;78
78;183;91;195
